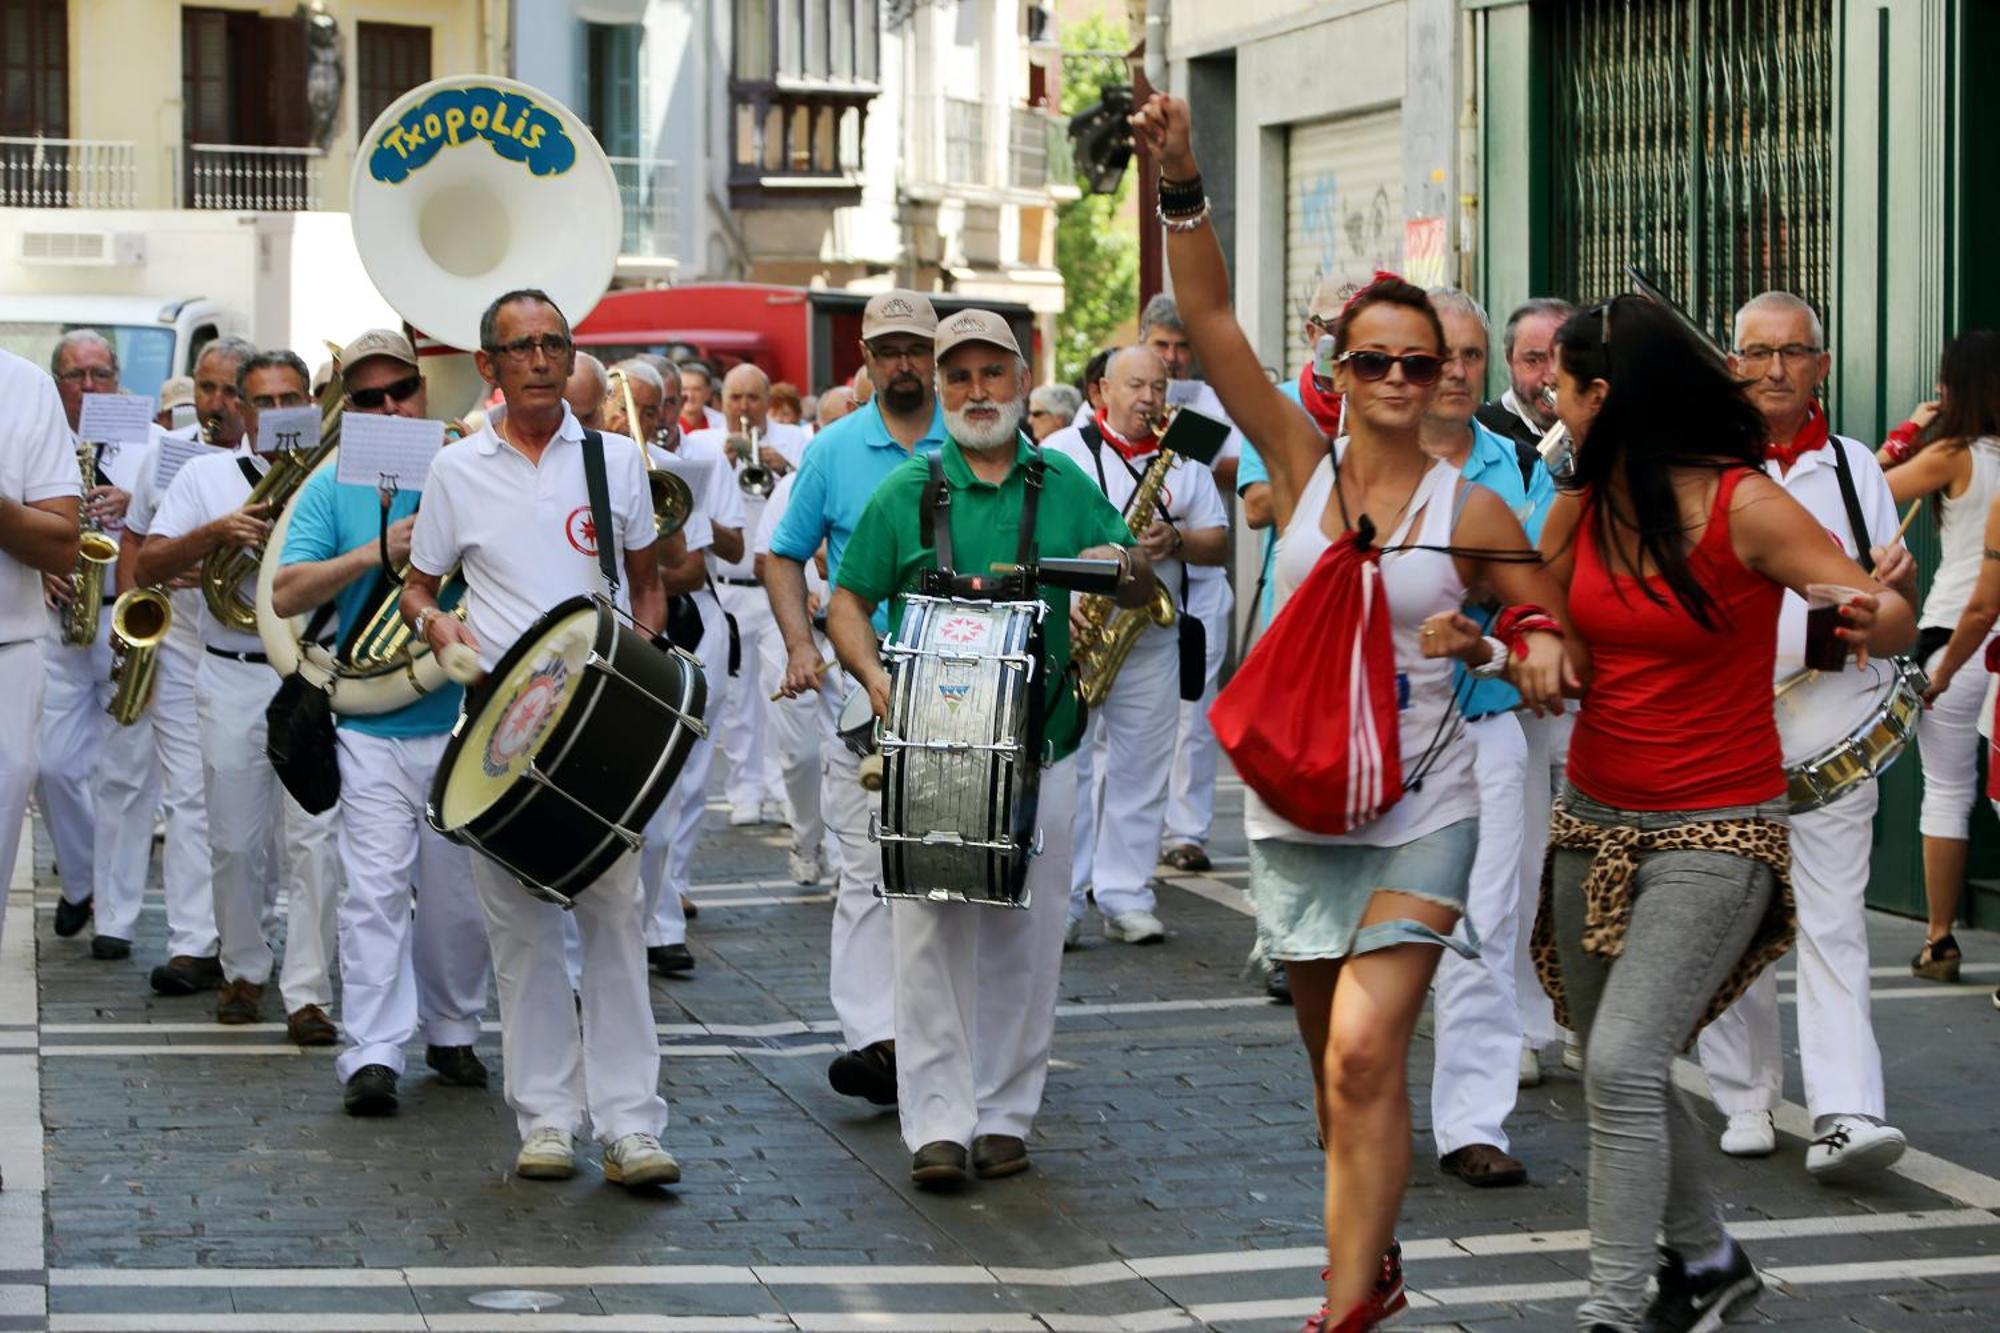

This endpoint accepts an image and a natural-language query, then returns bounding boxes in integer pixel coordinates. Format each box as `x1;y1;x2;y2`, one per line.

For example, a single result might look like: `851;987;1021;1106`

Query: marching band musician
1694;292;1914;1178
271;329;493;1117
754;468;836;888
604;356;730;976
1043;346;1229;947
678;360;726;435
401;290;683;1190
0;347;83;951
827;308;1156;1187
38;332;152;956
563;351;609;428
138;347;342;1041
115;338;250;998
769;290;949;1109
688;363;809;828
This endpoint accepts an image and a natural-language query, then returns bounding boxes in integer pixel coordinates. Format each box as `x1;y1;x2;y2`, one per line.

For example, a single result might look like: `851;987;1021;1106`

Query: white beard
945;400;1024;451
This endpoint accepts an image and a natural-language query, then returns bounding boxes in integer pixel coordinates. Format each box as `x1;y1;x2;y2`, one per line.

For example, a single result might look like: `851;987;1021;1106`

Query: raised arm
1130;93;1327;532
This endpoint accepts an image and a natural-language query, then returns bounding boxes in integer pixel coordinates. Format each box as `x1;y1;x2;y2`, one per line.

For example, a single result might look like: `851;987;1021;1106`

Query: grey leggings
1551;788;1782;1332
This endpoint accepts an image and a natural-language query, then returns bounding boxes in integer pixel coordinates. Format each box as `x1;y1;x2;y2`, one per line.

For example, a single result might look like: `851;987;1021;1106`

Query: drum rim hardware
1776;656;1927;813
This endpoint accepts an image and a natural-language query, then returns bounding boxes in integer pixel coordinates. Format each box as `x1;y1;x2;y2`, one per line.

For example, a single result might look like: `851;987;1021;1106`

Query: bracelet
1157;172;1204;209
1470;636;1510;679
412;606;437;642
1156;199;1212;233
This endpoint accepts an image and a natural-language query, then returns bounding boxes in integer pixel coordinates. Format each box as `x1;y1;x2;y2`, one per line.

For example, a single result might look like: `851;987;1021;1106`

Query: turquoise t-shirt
278;465;464;738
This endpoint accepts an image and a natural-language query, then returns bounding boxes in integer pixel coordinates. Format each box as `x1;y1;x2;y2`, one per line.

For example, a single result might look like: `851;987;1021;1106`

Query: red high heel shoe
1299;1241;1407;1331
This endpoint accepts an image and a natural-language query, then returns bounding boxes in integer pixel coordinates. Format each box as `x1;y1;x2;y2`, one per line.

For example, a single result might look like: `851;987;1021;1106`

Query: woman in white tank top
1135;94;1573;1333
1878;330;2000;980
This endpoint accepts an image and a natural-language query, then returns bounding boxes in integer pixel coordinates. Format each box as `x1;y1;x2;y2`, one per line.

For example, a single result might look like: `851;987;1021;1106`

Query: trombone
606;365;692;537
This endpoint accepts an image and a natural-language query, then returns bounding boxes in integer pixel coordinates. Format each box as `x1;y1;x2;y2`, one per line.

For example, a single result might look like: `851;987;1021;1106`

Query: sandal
1912;932;1962;983
1299;1243;1405;1332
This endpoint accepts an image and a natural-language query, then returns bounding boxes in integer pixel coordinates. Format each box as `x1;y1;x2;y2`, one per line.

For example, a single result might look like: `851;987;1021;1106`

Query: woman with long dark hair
1132;94;1571;1333
1535;297;1914;1331
1875;330;2000;979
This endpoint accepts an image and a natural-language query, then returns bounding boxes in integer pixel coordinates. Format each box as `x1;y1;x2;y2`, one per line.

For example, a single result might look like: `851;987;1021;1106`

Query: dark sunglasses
347;374;424;410
1337;350;1444;386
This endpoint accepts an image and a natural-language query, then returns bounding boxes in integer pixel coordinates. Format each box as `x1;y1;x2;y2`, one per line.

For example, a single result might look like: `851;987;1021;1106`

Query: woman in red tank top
1532;297;1914;1332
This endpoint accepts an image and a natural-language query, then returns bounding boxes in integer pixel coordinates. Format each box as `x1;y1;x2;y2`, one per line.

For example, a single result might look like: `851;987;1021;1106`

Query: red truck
574;282;1038;394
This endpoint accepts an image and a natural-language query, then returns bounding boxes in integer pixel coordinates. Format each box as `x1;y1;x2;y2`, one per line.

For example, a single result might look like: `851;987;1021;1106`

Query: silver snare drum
874;595;1047;908
1775;657;1927;813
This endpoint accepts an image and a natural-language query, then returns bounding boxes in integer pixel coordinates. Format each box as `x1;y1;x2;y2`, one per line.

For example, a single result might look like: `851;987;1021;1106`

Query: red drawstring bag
1983;638;2000;802
1209;530;1403;834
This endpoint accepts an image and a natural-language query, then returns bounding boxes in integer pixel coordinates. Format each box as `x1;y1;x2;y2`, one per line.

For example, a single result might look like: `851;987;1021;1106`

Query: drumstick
439;642;483;686
771;658;836;702
1895;499;1922;542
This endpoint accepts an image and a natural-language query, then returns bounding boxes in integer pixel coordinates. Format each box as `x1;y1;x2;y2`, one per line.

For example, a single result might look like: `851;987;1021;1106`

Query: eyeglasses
346;374;424;410
57;366;119;385
867;342;932;366
485;333;573;362
1734;343;1823;369
1337;350;1445;386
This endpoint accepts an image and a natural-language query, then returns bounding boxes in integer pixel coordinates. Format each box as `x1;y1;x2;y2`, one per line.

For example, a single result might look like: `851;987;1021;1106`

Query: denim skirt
1248;818;1481;964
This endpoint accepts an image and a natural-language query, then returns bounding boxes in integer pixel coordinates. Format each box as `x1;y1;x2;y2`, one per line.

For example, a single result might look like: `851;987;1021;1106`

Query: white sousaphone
256;75;622;714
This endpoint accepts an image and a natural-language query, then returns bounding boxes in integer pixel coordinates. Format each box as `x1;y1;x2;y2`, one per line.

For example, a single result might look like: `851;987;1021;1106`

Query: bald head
816;385;857;427
850;364;874;404
721;363;772;432
1101;346;1170;440
565;352;607;428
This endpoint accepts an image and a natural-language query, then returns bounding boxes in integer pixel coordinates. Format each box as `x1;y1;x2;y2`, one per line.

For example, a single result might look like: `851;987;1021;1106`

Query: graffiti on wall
1293;169;1402;327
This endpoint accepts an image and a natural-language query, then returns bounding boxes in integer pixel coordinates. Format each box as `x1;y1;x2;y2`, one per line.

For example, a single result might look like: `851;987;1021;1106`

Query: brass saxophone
61;442;119;646
106;586;172;724
201;368;343;635
1072;431;1179;708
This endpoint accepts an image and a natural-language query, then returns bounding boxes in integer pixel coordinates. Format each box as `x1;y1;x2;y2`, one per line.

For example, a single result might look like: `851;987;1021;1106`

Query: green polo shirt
836;435;1134;762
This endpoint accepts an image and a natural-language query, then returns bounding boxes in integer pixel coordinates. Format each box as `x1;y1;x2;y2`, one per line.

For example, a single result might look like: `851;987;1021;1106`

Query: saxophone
62;442;119;646
1072;432;1179;708
106;586;172;724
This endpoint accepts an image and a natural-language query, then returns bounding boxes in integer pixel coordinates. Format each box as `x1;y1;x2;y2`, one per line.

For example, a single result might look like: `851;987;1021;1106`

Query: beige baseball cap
933;308;1021;360
158;375;194;411
861;290;939;341
338;327;419;375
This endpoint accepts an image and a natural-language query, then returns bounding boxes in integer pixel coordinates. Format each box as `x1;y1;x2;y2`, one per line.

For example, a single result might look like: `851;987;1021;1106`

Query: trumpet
106;586;172;724
61;442;118;646
605;366;692;538
729;415;774;498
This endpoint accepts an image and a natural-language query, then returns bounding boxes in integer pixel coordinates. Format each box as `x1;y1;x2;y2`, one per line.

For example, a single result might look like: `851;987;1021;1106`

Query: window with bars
357;21;431;135
729;0;880;203
1545;0;1834;349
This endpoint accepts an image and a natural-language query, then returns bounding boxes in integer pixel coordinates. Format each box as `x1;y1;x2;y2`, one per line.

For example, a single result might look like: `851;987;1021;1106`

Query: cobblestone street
5;775;1999;1332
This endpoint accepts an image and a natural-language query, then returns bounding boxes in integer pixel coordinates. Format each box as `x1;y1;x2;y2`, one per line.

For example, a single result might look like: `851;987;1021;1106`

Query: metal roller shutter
1283;108;1404;377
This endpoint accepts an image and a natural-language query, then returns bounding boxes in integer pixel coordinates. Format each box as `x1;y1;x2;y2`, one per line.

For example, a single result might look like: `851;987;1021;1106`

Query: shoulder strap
236;456;260;488
919;451;955;577
1827;437;1877;573
1017;445;1044;568
581;428;620;596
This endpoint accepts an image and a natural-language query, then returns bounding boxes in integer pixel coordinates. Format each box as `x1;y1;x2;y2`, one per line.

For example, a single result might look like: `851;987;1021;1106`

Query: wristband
1493;603;1562;658
1470;636;1510;679
1156;199;1212;232
1157;173;1205;210
1881;420;1922;464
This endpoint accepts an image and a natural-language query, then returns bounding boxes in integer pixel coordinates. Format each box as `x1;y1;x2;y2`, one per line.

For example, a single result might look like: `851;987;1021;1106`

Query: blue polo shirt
1458;416;1557;718
278;466;464;738
768;397;947;632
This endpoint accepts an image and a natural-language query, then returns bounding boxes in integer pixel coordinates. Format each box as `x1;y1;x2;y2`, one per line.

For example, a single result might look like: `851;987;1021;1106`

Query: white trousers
641;591;726;949
716;583;778;811
894;756;1076;1151
1517;710;1571;1047
471;850;667;1143
37;628;112;905
332;730;490;1081
826;728;896;1049
0;640;45;944
1698;780;1885;1121
760;619;835;865
1164;585;1232;848
1431;712;1528;1156
1917;637;1994;839
195;652;340;1008
1069;633;1180;918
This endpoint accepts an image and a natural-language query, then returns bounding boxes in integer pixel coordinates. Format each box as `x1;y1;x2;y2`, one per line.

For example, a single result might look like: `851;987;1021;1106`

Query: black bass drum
428;595;706;906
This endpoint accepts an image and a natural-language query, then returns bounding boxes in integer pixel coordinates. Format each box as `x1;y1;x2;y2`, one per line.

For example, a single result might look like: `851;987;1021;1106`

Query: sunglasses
347;374;424;410
1336;350;1444;386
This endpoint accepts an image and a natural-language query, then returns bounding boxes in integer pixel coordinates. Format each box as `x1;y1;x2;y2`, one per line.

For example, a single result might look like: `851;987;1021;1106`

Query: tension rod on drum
522;762;645;852
583;650;710;739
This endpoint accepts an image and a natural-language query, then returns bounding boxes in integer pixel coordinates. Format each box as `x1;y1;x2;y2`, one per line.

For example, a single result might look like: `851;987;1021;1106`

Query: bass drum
428;595;707;905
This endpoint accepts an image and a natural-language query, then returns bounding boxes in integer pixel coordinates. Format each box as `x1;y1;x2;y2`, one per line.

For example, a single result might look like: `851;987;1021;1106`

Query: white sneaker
1806;1115;1906;1182
788;851;823;885
515;1126;576;1180
1560;1033;1584;1072
1106;910;1165;944
728;803;761;826
1519;1045;1544;1088
603;1132;681;1189
1720;1110;1777;1157
1062;916;1083;951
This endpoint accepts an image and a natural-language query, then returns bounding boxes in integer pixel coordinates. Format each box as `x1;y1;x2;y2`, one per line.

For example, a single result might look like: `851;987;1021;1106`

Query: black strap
1083;421;1187;604
921;452;955;577
236;456;261;488
1827;435;1877;574
89;443;112;490
1017;448;1043;569
581;428;620;596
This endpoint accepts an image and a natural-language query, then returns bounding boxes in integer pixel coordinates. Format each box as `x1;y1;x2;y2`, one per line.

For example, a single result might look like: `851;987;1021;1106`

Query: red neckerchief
679;412;705;435
1094;407;1157;462
1764;401;1830;470
1296;363;1343;436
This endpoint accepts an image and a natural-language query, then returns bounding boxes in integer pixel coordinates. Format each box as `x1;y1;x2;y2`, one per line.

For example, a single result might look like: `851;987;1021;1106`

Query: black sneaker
343;1064;399;1117
827;1041;897;1105
425;1044;489;1088
90;935;132;960
150;954;224;996
1643;1240;1763;1332
53;894;93;938
648;943;694;975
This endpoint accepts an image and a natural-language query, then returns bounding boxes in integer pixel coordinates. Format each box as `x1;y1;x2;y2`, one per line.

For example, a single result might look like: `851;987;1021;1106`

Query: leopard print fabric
1529;807;1794;1043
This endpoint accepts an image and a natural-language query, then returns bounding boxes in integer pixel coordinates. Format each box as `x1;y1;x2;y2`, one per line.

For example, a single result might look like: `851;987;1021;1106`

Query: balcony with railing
1009;107;1077;198
608;156;677;260
0;137;139;208
728;84;873;208
173;143;324;211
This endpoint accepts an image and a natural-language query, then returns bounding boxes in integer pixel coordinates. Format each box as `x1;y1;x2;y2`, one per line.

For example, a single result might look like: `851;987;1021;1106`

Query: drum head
1774;660;1896;766
438;603;599;829
836;684;875;750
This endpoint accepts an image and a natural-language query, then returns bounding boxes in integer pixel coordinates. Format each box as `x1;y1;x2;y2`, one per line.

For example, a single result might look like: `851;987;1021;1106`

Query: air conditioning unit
18;229;147;268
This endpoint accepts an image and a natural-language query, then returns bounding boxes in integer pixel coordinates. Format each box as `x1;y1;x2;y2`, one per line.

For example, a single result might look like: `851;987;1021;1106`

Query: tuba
606;366;693;538
202;373;342;635
1071;411;1179;708
62;442;119;645
106;586;173;724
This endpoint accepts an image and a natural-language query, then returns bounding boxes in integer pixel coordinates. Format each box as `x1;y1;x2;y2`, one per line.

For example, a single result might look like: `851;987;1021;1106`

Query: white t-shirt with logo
0;350;83;643
147;446;270;654
410;404;656;671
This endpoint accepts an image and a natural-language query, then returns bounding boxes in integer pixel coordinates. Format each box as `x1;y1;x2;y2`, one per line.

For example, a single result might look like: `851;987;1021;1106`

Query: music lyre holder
985;557;1124;597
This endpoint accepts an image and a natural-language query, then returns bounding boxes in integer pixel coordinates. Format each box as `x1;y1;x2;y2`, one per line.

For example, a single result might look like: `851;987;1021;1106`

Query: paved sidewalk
5;774;1999;1332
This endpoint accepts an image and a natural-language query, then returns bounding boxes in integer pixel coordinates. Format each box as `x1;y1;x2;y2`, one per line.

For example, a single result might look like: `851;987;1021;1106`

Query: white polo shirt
410;403;656;671
685;422;799;581
147;446;270;654
1;349;82;644
1766;432;1901;675
1042;420;1228;616
121;424;202;539
646;443;714;556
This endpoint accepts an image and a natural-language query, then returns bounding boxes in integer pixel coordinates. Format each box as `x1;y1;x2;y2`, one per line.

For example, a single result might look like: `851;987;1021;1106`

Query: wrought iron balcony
173;143;323;212
608;156;677;259
0;136;139;209
728;83;874;208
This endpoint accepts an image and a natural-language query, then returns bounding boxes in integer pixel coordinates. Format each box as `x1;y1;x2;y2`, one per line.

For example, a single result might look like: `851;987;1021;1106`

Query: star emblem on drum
483;656;569;777
565;504;599;556
936;615;988;647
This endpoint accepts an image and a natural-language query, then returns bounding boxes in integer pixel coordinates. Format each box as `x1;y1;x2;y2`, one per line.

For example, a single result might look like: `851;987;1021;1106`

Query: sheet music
78;393;156;444
154;435;204;491
254;406;321;457
335;414;445;491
